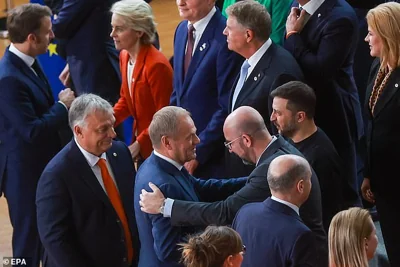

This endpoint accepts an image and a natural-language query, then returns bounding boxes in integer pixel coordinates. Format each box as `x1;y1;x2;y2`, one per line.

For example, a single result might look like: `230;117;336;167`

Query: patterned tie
97;158;134;264
231;60;251;111
184;24;196;76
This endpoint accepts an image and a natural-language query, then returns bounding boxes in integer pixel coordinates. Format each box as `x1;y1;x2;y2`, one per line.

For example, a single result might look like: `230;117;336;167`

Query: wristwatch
159;199;166;215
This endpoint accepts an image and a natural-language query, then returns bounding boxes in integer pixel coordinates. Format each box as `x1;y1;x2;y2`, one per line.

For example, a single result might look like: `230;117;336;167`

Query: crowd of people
0;0;399;266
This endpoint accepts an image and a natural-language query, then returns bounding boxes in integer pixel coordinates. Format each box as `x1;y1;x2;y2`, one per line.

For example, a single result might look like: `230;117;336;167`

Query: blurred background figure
110;0;173;164
180;226;244;267
328;207;378;267
361;2;400;266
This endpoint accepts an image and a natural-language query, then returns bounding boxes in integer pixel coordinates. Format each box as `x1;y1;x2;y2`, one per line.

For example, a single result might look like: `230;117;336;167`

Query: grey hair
267;155;311;193
110;0;156;45
149;106;191;148
226;0;271;42
69;94;114;130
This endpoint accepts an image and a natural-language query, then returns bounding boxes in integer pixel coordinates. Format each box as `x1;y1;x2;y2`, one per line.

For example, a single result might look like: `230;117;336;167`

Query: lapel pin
318;13;321;18
395;83;399;88
254;76;258;81
200;47;203;51
258;73;261;78
199;43;207;51
113;152;117;157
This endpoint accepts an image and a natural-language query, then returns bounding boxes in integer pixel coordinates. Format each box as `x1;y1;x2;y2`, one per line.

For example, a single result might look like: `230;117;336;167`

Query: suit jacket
171;10;243;178
36;140;139;267
53;0;121;104
226;43;304;178
114;45;173;159
0;47;67;198
233;198;318;267
284;0;363;147
364;59;400;196
170;135;327;265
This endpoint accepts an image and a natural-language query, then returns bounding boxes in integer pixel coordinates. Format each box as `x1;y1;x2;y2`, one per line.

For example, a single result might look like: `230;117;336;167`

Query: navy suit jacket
53;0;121;104
0;47;67;198
284;0;363;147
171;10;243;177
36;140;139;267
233;198;317;267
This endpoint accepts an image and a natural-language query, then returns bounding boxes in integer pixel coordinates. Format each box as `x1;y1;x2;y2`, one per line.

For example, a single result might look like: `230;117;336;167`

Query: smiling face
365;27;383;58
110;13;142;52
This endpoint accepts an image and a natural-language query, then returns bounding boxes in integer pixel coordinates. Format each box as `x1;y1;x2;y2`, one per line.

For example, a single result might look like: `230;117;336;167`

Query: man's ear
74;125;82;138
27;33;37;43
245;29;254;43
296;111;306;123
242;134;252;148
296;179;304;194
161;135;172;150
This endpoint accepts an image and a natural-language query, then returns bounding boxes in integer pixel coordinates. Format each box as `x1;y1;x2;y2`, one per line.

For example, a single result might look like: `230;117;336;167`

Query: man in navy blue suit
233;154;318;267
171;0;243;178
135;106;246;266
0;4;75;267
284;0;363;202
36;94;139;267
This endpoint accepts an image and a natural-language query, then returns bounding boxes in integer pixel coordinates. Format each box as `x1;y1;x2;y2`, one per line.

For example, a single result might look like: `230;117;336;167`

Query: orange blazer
114;45;173;159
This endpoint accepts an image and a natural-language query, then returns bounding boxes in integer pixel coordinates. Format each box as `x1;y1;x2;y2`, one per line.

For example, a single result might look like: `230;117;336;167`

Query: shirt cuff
163;198;174;217
58;101;68;111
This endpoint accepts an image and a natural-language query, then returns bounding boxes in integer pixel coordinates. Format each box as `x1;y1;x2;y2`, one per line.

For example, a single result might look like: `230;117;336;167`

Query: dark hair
180;226;243;267
270;81;316;119
7;3;52;43
225;0;271;42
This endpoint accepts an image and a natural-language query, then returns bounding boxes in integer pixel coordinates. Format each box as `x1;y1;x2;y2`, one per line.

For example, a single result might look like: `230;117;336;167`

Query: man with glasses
140;106;328;266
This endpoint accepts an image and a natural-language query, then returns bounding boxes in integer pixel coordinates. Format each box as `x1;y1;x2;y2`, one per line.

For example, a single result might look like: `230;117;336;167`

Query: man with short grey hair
135;106;246;266
36;94;139;267
223;0;304;177
233;154;318;267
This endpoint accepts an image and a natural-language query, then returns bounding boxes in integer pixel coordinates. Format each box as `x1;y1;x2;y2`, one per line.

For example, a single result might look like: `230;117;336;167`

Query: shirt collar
188;6;216;36
9;43;35;68
256;135;277;166
154;150;183;171
75;138;107;167
300;0;325;16
271;196;300;215
248;38;272;68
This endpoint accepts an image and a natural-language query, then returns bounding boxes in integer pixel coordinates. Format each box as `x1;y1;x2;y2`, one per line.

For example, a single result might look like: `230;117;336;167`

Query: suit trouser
3;174;42;267
375;192;400;267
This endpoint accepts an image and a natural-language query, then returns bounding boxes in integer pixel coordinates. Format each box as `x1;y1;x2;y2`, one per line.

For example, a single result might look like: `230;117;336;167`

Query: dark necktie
31;59;54;102
184;24;195;76
180;167;199;201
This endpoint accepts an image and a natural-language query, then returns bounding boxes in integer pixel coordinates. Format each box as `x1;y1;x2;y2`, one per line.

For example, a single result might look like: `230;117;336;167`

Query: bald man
139;106;327;266
233;155;317;267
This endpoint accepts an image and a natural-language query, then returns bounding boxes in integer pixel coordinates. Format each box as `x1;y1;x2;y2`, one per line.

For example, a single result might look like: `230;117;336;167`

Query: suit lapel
233;46;273;110
175;23;188;93
373;67;400;117
257;135;287;164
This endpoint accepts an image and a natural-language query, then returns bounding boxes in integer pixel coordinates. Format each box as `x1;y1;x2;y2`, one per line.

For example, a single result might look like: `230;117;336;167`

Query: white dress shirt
271;196;300;215
187;6;217;55
300;0;325;16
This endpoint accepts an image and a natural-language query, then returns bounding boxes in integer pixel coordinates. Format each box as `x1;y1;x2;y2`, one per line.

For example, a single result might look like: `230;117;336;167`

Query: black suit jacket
226;43;304;178
364;59;400;196
36;140;139;267
171;136;327;264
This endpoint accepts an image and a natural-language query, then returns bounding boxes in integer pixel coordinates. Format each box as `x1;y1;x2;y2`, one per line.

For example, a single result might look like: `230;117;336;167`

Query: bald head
267;154;311;194
224;106;267;135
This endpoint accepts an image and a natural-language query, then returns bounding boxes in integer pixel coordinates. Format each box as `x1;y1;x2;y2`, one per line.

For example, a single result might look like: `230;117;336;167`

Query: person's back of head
328;207;378;267
267;154;312;207
180;226;244;267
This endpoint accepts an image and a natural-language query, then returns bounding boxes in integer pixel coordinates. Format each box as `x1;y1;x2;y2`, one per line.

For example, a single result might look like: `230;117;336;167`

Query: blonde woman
329;208;378;267
361;2;400;266
180;226;244;267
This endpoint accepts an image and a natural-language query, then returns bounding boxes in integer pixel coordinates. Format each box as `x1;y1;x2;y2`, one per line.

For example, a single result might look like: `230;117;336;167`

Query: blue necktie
231;60;250;111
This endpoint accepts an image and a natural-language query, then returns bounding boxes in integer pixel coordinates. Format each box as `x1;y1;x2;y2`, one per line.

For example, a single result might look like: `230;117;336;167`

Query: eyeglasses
242;245;246;253
224;136;242;150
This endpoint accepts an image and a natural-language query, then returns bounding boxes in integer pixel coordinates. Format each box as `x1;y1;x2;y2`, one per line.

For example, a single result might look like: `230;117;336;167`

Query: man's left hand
139;182;165;214
184;159;199;175
286;7;308;33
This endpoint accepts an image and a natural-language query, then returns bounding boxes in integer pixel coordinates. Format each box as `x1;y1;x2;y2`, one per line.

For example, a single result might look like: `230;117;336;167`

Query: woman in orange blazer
110;0;173;161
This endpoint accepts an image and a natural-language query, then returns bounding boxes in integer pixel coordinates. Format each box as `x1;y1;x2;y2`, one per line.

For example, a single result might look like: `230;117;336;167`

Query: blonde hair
328;208;374;267
180;226;243;267
366;2;400;69
110;0;156;45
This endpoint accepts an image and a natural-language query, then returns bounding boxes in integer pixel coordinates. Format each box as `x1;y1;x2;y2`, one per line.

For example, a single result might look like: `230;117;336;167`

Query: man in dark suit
171;0;243;178
284;0;363;201
0;4;75;267
233;154;317;267
139;106;328;266
53;0;121;107
270;81;359;231
223;1;304;177
36;94;139;267
136;106;246;266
